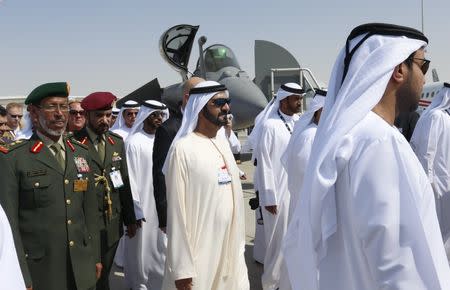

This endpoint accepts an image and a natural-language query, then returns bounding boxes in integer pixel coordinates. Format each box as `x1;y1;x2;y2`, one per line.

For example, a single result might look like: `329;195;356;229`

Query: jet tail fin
432;68;440;82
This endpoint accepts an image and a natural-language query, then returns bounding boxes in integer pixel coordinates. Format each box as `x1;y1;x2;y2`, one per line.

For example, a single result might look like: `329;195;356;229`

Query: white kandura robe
112;126;132;141
411;109;450;242
252;165;266;264
256;111;298;290
0;203;26;289
314;112;450;290
162;132;249;290
124;131;166;290
284;122;317;221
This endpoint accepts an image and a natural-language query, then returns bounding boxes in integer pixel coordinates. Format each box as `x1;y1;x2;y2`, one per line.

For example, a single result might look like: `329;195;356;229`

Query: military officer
0;82;101;290
75;92;137;290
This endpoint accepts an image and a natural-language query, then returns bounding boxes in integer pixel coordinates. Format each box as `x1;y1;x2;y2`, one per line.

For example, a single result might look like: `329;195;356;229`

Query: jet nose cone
220;77;268;129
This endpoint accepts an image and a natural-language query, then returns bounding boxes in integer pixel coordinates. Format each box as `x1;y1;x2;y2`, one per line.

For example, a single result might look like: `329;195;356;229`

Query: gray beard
38;115;66;136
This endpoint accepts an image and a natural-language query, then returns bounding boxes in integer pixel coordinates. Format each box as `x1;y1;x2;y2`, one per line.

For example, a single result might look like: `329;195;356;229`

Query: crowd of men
1;21;450;290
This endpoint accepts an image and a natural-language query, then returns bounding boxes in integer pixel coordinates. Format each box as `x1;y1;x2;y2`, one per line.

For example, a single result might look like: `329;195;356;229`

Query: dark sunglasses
149;111;167;118
69;110;85;116
411;57;431;75
211;98;231;107
9;114;23;119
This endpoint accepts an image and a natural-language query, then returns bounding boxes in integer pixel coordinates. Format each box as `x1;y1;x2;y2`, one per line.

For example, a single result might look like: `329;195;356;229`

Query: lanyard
277;110;292;135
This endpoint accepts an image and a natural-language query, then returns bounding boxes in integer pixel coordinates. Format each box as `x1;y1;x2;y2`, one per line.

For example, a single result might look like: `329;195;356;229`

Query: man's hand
175;278;193;290
159;227;167;234
126;223;138;238
265;205;278;215
136;218;146;228
95;263;103;280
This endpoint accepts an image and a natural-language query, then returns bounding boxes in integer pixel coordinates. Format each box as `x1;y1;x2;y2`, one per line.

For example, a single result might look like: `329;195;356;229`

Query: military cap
81;92;117;111
25;82;70;105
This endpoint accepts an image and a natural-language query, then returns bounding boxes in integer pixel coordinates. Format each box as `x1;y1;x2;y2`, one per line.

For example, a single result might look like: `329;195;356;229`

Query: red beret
81;92;117;111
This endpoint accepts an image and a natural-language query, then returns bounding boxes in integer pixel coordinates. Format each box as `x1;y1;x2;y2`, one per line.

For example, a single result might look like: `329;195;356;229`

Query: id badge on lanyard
109;167;124;188
218;165;232;185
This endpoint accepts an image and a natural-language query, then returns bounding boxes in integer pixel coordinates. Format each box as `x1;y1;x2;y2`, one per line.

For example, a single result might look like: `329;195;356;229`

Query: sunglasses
149;111;167;118
411;57;430;75
211;98;231;107
69;110;85;116
9;114;23;119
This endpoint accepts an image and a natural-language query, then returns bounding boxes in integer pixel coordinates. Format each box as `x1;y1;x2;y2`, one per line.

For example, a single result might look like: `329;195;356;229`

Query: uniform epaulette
69;137;88;149
7;139;28;152
107;131;123;140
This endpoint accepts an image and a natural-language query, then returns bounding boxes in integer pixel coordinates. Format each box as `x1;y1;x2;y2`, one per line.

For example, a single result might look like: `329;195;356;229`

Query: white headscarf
162;80;229;174
126;100;169;140
247;83;304;152
16;109;33;140
416;84;450;123
281;90;326;170
410;84;450;189
111;100;140;131
283;30;427;290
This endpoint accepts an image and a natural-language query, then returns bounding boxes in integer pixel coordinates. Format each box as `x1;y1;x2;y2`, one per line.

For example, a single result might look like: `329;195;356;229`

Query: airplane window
199;45;241;72
421;93;424;98
431;92;435;97
426;92;429;98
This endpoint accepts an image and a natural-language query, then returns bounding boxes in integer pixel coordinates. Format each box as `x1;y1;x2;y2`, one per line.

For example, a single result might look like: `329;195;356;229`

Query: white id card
109;170;124;188
218;168;232;185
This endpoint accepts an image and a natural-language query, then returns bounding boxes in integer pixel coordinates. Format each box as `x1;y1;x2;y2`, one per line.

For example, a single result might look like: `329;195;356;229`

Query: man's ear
392;63;407;84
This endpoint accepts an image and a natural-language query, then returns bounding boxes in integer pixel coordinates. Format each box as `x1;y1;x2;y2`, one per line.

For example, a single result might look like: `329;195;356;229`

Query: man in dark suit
0;82;100;290
152;77;203;231
74;92;137;290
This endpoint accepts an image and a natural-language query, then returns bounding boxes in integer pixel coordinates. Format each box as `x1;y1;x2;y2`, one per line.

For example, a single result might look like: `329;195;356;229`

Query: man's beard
38;114;66;136
202;106;228;126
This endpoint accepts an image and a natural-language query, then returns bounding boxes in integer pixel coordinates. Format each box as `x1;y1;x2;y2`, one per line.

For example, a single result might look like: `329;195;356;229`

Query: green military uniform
0;134;100;290
74;127;136;290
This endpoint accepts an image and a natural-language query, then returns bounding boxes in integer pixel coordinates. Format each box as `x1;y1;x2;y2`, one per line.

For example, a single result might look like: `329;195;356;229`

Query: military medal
74;156;90;173
112;152;122;162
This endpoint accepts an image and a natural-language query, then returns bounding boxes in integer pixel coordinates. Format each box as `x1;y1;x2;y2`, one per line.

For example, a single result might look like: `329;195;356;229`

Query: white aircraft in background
417;69;445;113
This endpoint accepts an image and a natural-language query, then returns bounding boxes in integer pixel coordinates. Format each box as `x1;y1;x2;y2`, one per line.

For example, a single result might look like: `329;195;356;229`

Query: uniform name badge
109;168;124;189
218;166;232;185
74;179;88;192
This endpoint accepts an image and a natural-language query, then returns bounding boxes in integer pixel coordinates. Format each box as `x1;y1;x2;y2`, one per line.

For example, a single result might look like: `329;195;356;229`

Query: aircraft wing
116;78;162;108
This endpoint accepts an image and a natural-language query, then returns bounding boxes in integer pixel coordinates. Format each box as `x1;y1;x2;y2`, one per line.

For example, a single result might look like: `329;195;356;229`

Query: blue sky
1;0;448;96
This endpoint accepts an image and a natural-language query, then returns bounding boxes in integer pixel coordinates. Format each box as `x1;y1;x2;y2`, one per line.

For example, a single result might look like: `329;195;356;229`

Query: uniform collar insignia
81;136;88;145
66;139;75;152
107;136;115;145
30;140;44;154
0;145;8;154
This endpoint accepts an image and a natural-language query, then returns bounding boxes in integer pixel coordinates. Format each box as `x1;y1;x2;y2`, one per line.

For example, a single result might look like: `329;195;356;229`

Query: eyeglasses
211;98;231;107
149;111;167;118
37;104;70;112
411;57;431;75
8;114;23;119
69;110;85;116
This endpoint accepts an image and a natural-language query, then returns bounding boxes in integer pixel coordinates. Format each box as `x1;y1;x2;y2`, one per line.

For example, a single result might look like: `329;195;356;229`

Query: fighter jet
159;24;268;130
